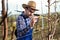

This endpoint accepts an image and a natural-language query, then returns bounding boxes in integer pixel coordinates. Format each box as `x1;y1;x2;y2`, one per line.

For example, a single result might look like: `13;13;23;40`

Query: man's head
22;1;38;16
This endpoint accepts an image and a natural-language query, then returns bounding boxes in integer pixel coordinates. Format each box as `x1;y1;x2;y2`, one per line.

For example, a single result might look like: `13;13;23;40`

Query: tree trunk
11;27;15;40
48;0;51;40
2;0;8;40
2;23;4;38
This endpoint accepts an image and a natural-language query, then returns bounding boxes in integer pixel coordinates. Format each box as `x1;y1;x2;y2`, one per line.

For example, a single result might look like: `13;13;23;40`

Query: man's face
26;7;35;16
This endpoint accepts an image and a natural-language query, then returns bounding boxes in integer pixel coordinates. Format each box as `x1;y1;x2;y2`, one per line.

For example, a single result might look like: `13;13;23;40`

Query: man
16;1;38;40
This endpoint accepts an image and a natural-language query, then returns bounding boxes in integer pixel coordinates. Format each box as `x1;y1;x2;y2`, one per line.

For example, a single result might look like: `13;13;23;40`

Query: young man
16;1;38;40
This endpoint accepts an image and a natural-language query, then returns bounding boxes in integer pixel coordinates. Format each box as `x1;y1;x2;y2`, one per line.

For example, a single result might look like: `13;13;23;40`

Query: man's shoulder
17;15;23;19
16;11;25;20
18;11;24;17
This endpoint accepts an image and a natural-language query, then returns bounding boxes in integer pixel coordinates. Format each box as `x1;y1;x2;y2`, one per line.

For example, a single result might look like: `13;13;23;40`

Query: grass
0;25;60;40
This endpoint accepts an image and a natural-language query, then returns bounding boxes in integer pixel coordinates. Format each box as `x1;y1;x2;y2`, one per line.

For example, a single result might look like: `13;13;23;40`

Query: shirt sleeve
16;16;26;31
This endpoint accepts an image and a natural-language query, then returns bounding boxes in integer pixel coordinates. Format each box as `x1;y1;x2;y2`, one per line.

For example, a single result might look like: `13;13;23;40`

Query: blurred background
0;0;60;40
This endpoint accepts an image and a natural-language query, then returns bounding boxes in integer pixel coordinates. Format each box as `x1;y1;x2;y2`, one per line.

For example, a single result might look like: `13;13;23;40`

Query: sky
0;0;60;16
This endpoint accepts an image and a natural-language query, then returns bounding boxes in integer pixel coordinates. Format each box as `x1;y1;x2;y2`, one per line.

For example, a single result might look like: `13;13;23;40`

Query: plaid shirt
16;12;31;37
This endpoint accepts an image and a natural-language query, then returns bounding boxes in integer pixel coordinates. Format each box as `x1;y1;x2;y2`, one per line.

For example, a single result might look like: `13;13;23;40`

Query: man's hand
29;15;39;27
29;16;36;27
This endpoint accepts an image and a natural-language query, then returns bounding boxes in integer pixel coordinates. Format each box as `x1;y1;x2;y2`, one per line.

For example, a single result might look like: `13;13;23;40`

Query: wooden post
2;0;8;40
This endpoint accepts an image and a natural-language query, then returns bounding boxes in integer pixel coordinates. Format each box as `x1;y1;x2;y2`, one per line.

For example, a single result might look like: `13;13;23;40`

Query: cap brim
22;4;39;11
34;9;39;11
